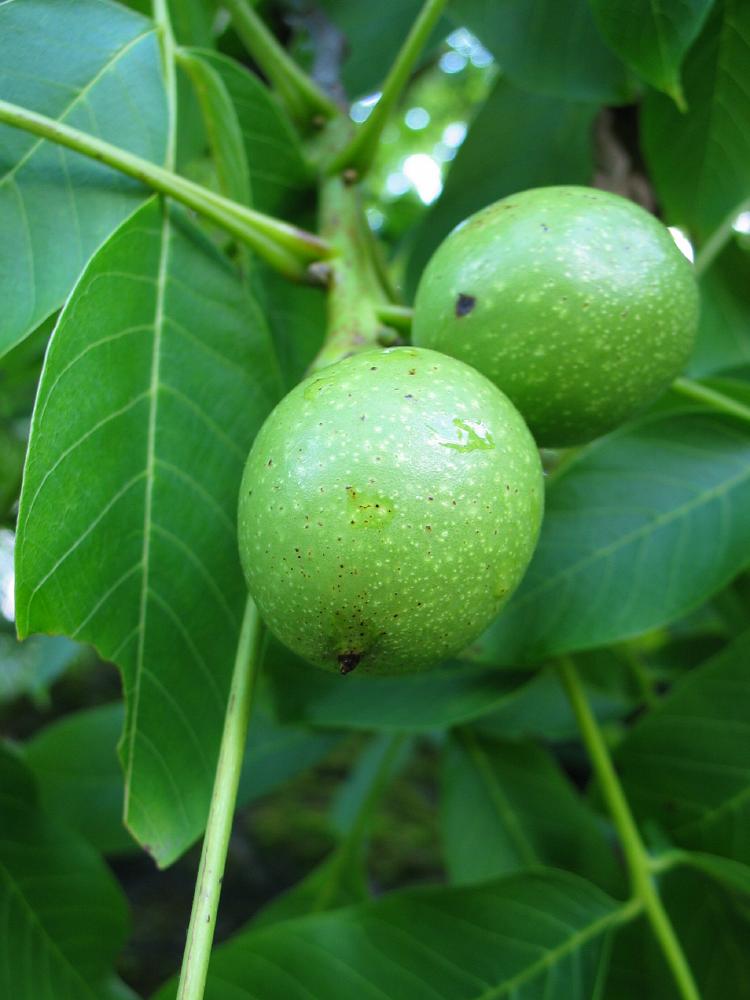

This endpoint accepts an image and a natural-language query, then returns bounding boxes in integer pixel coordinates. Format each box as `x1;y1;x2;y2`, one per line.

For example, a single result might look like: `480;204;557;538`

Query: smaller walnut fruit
413;186;700;446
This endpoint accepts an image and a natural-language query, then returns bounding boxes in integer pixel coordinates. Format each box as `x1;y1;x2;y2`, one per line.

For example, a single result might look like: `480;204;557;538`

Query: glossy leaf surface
156;869;624;1000
0;0;167;356
642;0;750;241
481;414;750;664
16;198;281;865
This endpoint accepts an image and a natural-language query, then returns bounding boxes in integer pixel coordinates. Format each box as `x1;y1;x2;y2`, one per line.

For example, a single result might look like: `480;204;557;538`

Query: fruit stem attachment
558;658;702;1000
672;377;750;425
223;0;340;126
328;0;449;177
311;175;395;370
0;98;331;283
176;596;263;1000
693;198;750;278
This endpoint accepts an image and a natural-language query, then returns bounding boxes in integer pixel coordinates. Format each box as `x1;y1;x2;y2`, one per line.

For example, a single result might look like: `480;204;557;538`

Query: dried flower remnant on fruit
455;293;476;317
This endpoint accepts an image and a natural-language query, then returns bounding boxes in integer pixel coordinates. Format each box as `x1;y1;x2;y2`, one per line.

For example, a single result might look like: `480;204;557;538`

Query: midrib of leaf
474;899;637;1000
513;424;750;611
459;730;537;868
0;25;156;186
123;203;169;819
0;858;99;999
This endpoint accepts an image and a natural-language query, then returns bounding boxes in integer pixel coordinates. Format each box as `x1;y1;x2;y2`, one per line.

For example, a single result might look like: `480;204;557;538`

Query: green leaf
167;0;215;47
0;744;130;999
189;50;311;217
0;0;167;357
441;731;619;889
606;868;750;999
480;414;750;664
406;76;596;294
155;869;625;1000
24;703;136;855
589;0;713;101
318;0;443;98
23;699;337;857
329;733;411;836
178;50;250;205
615;630;750;864
15;198;281;866
450;0;632;102
251;735;407;930
642;0;750;241
250;850;369;930
237;705;342;804
690;241;750;376
0;633;82;706
673;851;750;896
258;265;326;389
266;640;533;731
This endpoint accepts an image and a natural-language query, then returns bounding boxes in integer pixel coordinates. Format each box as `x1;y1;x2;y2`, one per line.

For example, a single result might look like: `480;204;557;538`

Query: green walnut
412;186;700;447
238;347;543;675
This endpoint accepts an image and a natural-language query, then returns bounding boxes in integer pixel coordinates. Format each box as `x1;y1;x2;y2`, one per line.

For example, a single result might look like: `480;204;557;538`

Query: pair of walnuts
238;187;699;676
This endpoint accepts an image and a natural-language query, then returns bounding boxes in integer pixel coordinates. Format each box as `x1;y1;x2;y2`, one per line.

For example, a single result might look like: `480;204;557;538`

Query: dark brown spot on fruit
455;293;476;317
338;652;362;675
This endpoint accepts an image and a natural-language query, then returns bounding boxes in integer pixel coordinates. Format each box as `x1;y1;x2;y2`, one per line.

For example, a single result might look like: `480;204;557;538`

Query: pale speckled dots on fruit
238;347;544;675
412;186;700;447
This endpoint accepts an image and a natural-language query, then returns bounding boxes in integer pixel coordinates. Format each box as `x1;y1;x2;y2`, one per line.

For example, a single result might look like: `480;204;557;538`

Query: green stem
176;597;263;1000
311;176;393;370
223;0;339;125
329;0;449;176
376;304;414;334
558;658;702;1000
672;377;750;424
153;0;178;172
693;198;750;278
0;98;331;282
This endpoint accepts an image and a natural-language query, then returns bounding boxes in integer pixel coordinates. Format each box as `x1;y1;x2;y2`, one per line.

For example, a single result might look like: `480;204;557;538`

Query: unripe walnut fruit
238;347;543;675
412;186;699;447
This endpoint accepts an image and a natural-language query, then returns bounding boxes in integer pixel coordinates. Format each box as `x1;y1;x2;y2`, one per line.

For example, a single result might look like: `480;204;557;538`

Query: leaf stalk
693;198;750;277
311;175;396;370
223;0;339;125
0;98;331;282
328;0;449;177
176;597;263;1000
672;377;750;424
558;658;702;1000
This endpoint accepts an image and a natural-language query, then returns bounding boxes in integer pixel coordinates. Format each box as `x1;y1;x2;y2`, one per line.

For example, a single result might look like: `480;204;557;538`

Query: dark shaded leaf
155;869;625;1000
616;630;750;864
589;0;713;101
690;241;750;376
642;0;750;241
451;0;632;102
441;730;620;890
481;414;750;664
0;744;130;999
